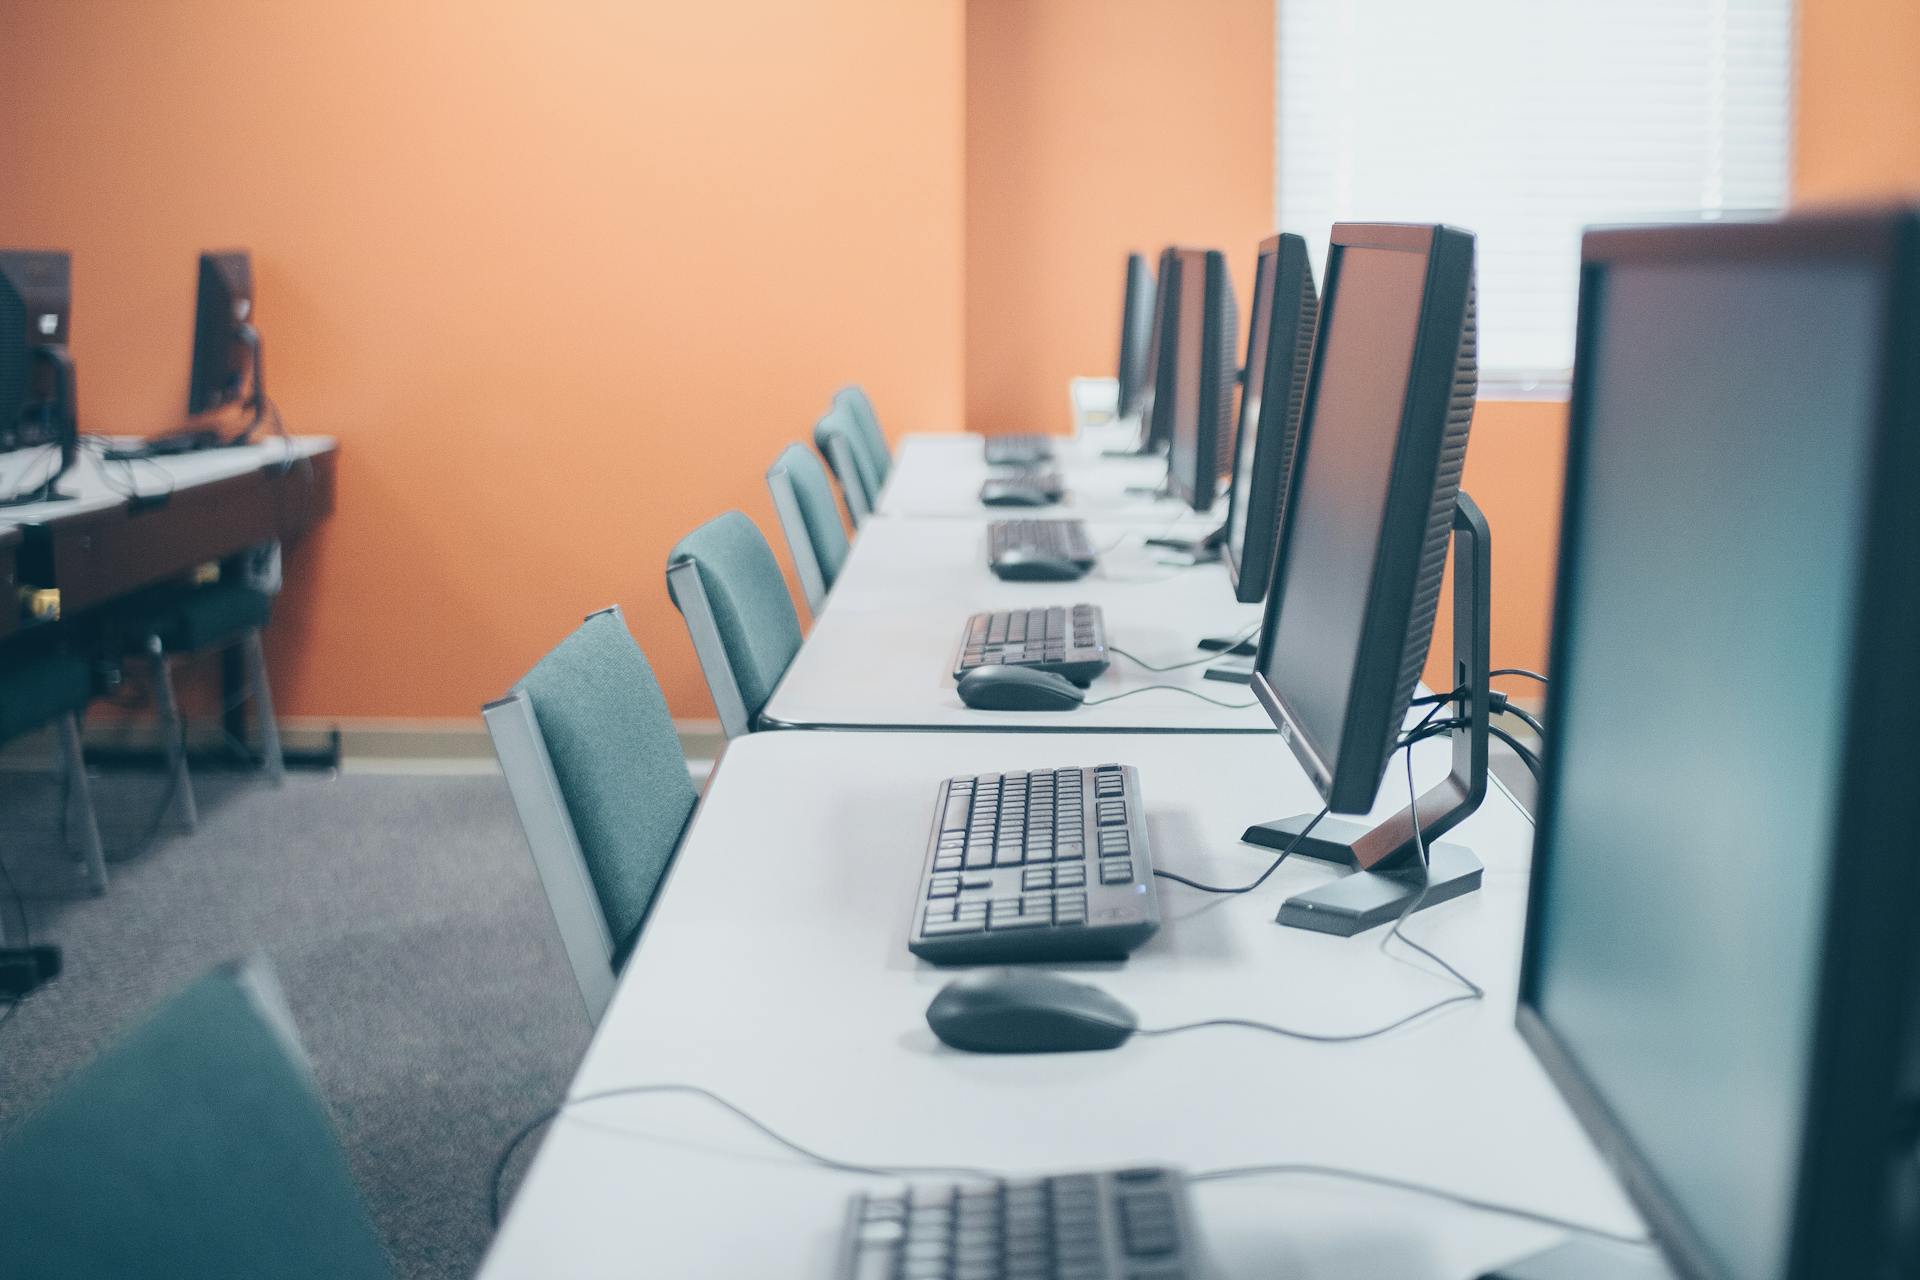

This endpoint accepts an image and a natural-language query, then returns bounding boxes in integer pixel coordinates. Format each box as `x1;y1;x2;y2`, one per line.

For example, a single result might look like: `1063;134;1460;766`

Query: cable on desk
1110;622;1260;674
1153;805;1329;895
1081;684;1256;710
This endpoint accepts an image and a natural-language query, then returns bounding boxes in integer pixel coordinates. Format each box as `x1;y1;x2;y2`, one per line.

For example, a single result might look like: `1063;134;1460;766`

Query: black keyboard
909;765;1159;965
953;605;1108;685
984;433;1055;467
980;474;1065;507
838;1167;1201;1280
988;520;1097;578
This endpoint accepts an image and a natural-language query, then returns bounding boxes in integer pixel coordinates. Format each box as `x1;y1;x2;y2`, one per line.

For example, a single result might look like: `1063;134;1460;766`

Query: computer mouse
981;483;1054;508
926;968;1138;1054
992;549;1087;582
956;666;1086;712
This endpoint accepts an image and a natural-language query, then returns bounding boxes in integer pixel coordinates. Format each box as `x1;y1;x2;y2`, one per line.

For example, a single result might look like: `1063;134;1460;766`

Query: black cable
1153;805;1330;894
1497;702;1546;740
1487;725;1543;782
1111;623;1260;674
490;1083;1002;1227
1186;1164;1649;1247
1135;995;1481;1044
1083;685;1255;709
1491;667;1547;686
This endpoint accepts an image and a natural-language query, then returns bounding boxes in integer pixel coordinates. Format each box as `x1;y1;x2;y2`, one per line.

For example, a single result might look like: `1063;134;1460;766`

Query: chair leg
147;636;198;831
243;628;284;785
57;713;108;896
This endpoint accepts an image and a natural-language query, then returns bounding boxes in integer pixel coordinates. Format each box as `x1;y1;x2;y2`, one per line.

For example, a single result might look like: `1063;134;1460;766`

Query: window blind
1276;0;1794;382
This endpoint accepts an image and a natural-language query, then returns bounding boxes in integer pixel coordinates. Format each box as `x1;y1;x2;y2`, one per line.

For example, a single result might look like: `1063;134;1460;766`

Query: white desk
481;730;1638;1279
0;434;335;524
879;434;1205;524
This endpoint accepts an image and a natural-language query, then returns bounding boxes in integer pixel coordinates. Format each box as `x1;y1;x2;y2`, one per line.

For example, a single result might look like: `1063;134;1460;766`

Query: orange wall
964;0;1274;434
0;0;964;720
1796;0;1920;202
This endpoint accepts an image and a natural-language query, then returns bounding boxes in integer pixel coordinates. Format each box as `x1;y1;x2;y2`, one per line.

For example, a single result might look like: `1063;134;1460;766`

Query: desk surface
879;434;1208;524
0;435;337;526
481;729;1637;1279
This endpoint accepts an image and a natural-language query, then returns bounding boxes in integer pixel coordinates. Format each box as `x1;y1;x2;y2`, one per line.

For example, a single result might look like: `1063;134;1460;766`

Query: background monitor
1165;247;1237;514
1223;232;1319;604
1514;210;1920;1280
1249;223;1477;816
0;250;74;456
1115;253;1156;420
188;250;261;419
1139;246;1180;455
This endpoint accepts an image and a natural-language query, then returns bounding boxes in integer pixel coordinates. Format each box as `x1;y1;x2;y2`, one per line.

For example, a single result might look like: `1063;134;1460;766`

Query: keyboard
909;765;1159;965
980;474;1065;507
983;433;1055;467
953;605;1108;685
988;520;1097;578
837;1167;1201;1280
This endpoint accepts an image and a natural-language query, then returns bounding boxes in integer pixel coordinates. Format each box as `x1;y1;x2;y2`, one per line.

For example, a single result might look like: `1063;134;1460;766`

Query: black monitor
1496;209;1920;1280
1165;247;1237;513
1244;223;1482;933
0;250;78;503
1116;253;1157;420
1223;233;1319;604
1138;246;1181;455
188;250;264;431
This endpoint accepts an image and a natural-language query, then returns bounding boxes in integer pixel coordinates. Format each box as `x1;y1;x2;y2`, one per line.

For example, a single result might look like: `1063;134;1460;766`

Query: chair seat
0;650;92;743
150;583;273;652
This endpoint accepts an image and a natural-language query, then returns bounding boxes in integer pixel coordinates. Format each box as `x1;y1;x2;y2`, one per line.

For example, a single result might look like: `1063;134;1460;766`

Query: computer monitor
187;250;264;431
1222;233;1319;604
1245;223;1481;933
1164;248;1236;514
0;250;77;503
1115;253;1157;420
1137;246;1181;455
1497;209;1920;1280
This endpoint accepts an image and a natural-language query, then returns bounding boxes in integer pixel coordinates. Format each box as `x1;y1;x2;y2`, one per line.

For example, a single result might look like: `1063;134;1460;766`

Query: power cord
1082;685;1255;710
1110;622;1260;673
487;1082;1648;1248
1153;806;1330;894
1491;667;1547;686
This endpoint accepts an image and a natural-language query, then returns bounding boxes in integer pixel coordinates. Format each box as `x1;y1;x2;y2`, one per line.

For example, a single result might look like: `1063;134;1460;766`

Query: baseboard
0;717;729;776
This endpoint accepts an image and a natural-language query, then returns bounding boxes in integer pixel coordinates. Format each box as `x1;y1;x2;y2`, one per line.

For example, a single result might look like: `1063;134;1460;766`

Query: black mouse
926;968;1138;1053
980;482;1056;508
991;549;1088;582
956;666;1086;711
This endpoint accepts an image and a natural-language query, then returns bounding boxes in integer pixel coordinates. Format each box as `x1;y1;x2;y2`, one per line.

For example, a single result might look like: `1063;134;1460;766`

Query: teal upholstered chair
0;959;393;1280
765;444;851;612
0;644;107;896
483;606;697;1024
834;385;891;484
666;511;804;739
813;397;882;527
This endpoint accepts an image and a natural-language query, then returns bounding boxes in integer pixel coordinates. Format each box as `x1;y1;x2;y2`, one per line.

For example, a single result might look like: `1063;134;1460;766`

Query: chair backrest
813;399;880;526
765;443;851;611
666;511;804;738
834;384;891;482
0;960;393;1280
485;607;696;1021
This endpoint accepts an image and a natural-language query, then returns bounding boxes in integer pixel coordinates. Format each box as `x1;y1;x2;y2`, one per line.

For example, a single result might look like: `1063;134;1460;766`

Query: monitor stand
1145;522;1225;564
1245;493;1491;937
1476;1240;1674;1280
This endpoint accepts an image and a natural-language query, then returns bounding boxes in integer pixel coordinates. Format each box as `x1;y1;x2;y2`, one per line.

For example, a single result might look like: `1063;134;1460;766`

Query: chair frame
765;456;830;612
665;558;754;739
818;430;873;527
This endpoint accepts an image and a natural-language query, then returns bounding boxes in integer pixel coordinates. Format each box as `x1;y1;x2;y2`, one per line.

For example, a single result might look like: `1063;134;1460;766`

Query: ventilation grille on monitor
1389;274;1478;716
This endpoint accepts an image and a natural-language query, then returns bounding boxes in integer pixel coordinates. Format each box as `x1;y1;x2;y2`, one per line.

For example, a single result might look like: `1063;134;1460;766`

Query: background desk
482;729;1637;1279
880;435;1208;524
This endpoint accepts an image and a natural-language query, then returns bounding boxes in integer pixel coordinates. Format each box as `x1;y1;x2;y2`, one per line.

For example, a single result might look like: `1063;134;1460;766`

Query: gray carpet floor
0;765;592;1280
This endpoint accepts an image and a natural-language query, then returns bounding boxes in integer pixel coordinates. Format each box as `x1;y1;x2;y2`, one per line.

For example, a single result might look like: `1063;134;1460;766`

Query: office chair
666;511;804;739
0;642;107;895
765;443;851;612
0;959;394;1280
132;578;285;832
833;385;892;484
813;397;883;528
483;607;697;1024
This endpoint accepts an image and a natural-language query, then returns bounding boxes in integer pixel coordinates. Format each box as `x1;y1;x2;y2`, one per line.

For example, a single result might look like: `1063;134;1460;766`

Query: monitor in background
1245;222;1483;935
1136;246;1181;456
1115;253;1157;421
0;249;78;505
1163;247;1237;514
188;250;264;430
1488;209;1920;1280
1223;232;1319;605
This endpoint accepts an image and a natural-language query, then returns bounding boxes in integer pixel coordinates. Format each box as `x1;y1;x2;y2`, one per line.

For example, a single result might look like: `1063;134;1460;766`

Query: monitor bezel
1249;222;1476;812
1168;248;1233;514
1224;232;1316;604
1140;246;1181;454
1117;253;1155;419
1515;206;1920;1280
187;250;253;418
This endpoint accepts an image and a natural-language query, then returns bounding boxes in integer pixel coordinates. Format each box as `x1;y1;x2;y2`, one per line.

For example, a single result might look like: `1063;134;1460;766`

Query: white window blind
1276;0;1794;383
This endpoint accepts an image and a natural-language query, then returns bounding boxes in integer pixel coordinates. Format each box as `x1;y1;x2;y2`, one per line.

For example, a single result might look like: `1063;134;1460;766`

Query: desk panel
0;527;17;640
482;729;1635;1279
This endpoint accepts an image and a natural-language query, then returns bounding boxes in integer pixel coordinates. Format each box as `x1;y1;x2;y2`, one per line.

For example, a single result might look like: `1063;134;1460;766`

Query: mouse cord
488;1082;1647;1248
1110;622;1260;673
1082;684;1255;709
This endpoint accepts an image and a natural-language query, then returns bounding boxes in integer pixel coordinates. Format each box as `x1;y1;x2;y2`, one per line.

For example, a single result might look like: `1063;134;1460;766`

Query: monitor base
1476;1240;1672;1280
1202;656;1253;684
1197;633;1257;655
1241;812;1389;867
1275;840;1481;937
